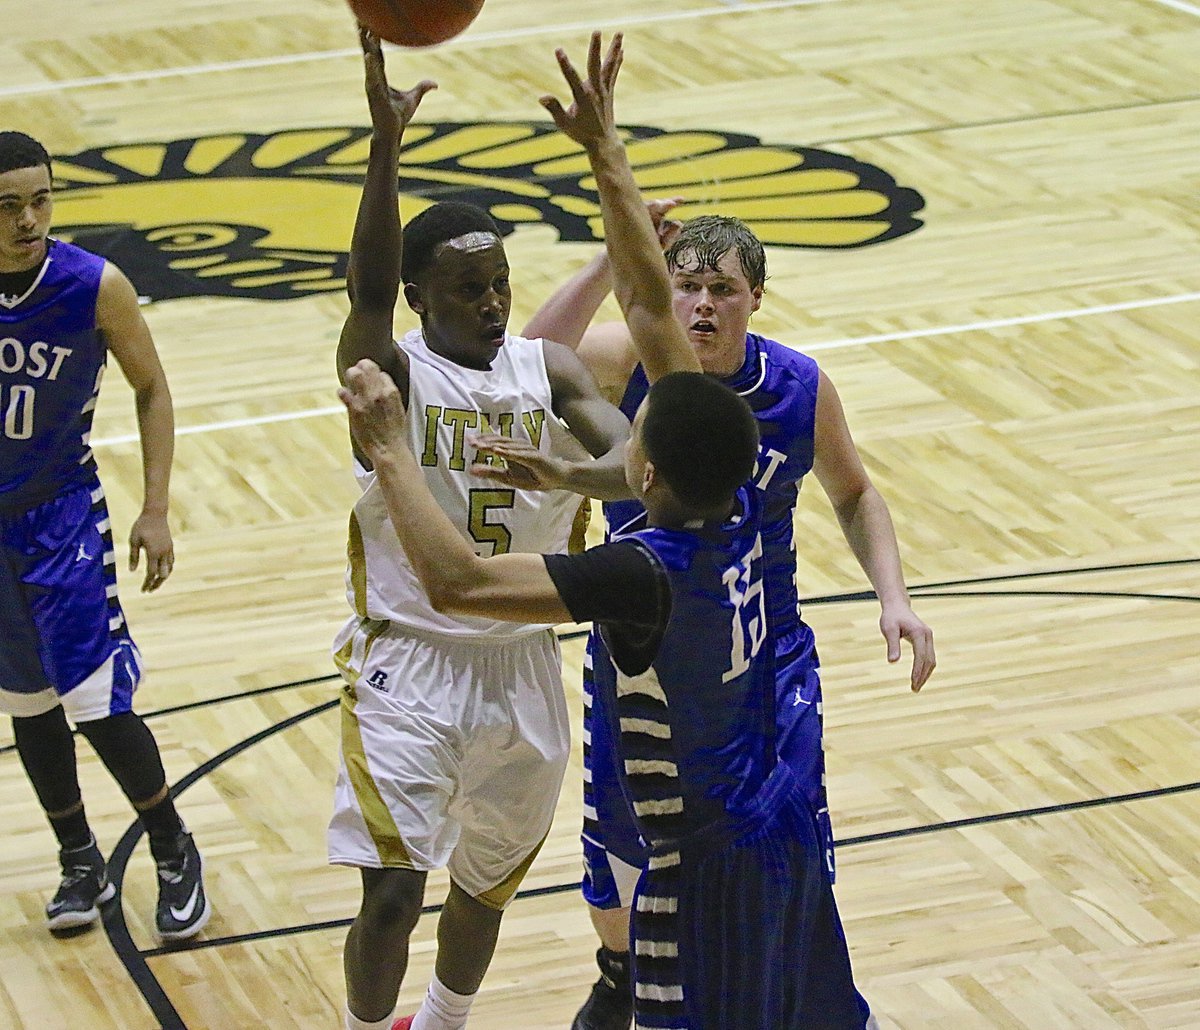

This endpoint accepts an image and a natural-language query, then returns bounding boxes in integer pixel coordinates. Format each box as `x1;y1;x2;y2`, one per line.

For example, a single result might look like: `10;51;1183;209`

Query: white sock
345;1003;395;1030
409;974;476;1030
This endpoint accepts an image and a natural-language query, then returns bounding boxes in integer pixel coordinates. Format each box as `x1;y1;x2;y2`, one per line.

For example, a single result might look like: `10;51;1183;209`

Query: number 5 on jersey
468;488;515;556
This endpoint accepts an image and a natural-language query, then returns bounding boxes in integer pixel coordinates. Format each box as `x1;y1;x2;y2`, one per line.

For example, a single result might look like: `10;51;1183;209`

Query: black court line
3;556;1193;756
820;589;1200;605
101;699;337;1030
9;556;1196;1025
906;589;1199;603
908;556;1200;590
805;556;1200;604
135;774;1200;959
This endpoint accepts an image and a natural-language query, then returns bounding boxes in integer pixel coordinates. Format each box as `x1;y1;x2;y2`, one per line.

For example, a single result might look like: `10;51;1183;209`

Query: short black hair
665;215;767;292
401;202;502;283
0;131;52;178
642;371;759;512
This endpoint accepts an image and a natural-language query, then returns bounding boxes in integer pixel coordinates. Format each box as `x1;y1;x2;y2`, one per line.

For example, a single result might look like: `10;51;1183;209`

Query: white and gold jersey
345;328;581;639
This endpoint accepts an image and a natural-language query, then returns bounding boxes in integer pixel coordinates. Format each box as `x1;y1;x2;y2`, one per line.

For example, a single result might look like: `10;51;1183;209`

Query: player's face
409;232;511;370
0;164;52;272
669;247;763;377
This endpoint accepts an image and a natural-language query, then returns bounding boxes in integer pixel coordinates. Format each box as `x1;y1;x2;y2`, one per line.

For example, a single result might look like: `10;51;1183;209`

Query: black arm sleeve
543;540;667;628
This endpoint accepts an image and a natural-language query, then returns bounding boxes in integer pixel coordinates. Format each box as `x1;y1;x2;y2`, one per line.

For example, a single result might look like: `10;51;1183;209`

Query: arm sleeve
543;540;667;627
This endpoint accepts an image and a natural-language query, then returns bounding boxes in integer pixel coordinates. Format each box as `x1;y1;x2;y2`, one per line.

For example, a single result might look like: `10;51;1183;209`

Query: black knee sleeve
77;711;168;805
12;707;82;814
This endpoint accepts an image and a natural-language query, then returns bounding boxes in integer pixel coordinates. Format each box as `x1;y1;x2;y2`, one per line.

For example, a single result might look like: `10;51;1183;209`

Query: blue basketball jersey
591;485;776;846
605;333;819;643
0;240;106;514
591;489;865;1028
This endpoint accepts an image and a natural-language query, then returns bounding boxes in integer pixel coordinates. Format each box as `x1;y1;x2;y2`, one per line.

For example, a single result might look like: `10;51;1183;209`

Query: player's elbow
420;566;485;616
423;580;469;615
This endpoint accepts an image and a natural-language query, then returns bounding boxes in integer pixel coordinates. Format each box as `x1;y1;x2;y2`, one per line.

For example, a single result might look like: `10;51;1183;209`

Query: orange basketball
347;0;485;48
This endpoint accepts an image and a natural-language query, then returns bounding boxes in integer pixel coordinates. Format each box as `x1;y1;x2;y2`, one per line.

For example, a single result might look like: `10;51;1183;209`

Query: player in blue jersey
0;131;209;941
459;39;936;1030
335;32;873;1027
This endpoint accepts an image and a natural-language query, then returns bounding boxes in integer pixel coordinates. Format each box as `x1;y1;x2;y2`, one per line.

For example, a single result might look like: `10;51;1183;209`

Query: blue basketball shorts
772;624;836;881
581;626;837;911
630;763;866;1029
0;480;142;724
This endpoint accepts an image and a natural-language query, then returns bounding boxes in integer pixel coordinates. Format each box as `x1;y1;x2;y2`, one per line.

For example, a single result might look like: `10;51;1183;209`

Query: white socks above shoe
410;974;475;1030
344;1005;394;1030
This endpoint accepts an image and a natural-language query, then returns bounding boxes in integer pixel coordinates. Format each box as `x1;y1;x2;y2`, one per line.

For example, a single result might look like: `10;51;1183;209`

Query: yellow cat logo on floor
50;123;925;302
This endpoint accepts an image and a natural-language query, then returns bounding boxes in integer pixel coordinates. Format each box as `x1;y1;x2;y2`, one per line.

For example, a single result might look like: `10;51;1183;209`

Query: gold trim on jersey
332;615;389;683
347;510;367;617
568;497;591;555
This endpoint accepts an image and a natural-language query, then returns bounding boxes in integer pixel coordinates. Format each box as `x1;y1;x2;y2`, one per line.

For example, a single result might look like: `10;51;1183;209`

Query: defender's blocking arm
541;33;699;382
521;197;681;352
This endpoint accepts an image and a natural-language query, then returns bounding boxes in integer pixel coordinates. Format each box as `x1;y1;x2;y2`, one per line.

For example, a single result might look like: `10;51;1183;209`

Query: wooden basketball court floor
1;0;1198;1026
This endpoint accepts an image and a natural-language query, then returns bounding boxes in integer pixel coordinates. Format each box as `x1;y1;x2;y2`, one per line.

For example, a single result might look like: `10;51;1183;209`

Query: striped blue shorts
581;627;837;911
632;764;865;1029
0;480;141;723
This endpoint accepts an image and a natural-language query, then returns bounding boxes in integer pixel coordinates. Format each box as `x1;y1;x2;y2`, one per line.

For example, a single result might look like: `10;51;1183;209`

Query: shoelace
58;865;97;889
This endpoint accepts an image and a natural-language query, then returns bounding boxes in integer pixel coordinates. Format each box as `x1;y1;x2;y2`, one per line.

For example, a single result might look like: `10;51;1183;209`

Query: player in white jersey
333;31;630;1030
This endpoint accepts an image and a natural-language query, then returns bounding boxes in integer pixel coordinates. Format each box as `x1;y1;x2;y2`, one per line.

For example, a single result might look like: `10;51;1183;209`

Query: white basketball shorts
328;617;570;908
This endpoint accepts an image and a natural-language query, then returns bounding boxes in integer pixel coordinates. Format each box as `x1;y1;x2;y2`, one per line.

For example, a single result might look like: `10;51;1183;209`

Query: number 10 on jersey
1;383;34;439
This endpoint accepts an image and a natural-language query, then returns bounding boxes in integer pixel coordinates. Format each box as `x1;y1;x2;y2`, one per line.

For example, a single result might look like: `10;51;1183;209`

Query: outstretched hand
360;25;437;138
339;359;409;462
648;197;684;250
540;31;623;150
468;434;571;491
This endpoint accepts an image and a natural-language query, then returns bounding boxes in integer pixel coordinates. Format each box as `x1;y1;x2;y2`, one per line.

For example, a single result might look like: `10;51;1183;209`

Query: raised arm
540;33;699;381
339;360;573;624
811;369;936;692
336;27;436;390
521;197;681;349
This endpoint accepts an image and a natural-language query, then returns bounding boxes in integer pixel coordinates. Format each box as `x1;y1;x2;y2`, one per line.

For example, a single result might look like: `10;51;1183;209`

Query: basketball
347;0;485;48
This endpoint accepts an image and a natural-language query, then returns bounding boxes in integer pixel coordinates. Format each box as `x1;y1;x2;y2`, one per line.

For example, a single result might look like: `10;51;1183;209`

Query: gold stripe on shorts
472;832;548;911
340;688;412;867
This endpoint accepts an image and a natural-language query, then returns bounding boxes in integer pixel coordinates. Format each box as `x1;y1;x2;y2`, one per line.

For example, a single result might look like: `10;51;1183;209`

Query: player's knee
76;711;168;801
76;709;140;748
359;868;425;933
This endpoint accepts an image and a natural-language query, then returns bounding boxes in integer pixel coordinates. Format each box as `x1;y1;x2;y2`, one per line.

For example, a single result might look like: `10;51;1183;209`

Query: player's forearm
348;133;404;310
585;135;698;379
559;450;635;501
522;249;613;348
370;446;489;606
134;374;174;515
834;486;911;610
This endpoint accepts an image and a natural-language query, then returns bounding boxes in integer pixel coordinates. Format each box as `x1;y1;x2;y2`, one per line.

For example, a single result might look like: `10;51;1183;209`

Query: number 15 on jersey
721;533;767;683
